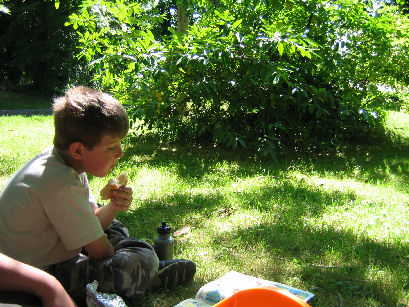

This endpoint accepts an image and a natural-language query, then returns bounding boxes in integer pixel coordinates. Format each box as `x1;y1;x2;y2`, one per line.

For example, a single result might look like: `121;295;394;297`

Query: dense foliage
3;0;409;155
0;0;87;92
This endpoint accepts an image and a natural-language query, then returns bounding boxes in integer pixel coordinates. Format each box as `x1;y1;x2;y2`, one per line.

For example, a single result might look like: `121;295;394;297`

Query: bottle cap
157;221;171;234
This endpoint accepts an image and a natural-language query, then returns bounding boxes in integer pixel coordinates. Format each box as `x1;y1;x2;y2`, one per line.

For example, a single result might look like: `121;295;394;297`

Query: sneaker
156;259;196;289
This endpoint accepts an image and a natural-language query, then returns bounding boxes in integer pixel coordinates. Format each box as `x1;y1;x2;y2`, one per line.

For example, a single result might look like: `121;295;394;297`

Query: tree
66;0;409;157
177;2;189;33
0;0;85;92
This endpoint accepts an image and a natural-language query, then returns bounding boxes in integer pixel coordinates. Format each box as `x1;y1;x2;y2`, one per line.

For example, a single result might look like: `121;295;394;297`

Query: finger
110;197;132;211
110;201;130;212
111;189;133;201
116;186;133;194
110;194;132;205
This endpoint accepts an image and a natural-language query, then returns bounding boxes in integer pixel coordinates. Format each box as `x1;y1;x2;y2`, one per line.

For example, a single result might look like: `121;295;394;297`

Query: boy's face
80;134;124;177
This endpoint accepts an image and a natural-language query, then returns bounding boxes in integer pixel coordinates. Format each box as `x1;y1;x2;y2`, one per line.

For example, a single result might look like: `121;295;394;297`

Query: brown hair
53;86;129;151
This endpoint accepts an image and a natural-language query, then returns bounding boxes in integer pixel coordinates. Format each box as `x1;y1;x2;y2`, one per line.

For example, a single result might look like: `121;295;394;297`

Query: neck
57;149;84;174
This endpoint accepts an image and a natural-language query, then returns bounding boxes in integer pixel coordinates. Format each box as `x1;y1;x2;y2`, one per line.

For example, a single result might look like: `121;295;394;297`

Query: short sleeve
44;183;104;250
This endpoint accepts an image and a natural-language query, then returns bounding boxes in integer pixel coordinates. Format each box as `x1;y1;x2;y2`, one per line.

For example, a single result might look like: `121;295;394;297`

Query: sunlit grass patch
385;111;409;141
0;115;53;188
298;175;409;243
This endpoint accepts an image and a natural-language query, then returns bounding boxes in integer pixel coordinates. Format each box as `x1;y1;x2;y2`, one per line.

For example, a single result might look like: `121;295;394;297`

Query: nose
116;145;124;159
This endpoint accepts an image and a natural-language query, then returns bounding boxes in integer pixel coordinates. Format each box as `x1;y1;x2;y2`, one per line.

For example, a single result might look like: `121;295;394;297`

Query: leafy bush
66;0;406;157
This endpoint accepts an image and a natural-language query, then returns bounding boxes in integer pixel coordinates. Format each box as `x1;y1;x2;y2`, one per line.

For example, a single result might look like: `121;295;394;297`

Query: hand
109;186;133;212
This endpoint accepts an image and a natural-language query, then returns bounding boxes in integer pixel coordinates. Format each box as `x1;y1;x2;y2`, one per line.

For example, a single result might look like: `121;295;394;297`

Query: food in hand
100;173;128;200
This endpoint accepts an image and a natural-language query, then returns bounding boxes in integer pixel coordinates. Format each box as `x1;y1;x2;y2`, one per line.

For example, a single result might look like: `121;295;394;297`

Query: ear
68;142;86;160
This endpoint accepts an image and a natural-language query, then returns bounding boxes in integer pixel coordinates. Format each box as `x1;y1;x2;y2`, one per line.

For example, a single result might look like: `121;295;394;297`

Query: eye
107;143;121;151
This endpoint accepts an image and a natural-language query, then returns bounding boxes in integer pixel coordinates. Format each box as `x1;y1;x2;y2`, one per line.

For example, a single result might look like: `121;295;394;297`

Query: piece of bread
100;173;128;200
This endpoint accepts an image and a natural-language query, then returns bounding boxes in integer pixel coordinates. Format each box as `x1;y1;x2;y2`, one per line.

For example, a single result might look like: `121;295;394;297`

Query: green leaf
278;42;284;56
231;19;242;29
214;10;225;20
237;137;247;149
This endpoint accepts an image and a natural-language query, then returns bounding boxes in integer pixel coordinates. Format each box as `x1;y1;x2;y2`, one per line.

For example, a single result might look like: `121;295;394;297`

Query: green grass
1;111;409;306
0;91;53;109
0;115;54;185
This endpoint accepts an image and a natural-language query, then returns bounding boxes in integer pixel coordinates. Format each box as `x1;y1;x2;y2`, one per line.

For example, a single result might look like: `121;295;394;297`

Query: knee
112;246;159;278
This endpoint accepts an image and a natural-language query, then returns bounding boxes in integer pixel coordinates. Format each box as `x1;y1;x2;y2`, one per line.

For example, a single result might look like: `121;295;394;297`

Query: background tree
0;0;85;92
60;0;409;156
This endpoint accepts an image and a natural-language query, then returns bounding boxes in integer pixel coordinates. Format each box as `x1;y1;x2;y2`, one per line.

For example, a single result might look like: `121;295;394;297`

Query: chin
101;171;111;177
92;170;111;178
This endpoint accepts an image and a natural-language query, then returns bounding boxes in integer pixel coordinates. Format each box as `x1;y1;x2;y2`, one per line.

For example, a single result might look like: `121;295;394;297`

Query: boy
0;86;196;304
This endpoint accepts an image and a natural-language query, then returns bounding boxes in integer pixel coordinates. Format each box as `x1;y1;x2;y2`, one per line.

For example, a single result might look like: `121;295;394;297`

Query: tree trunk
177;3;189;33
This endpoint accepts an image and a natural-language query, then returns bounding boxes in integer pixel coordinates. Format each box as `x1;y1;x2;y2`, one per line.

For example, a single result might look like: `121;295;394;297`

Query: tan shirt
0;147;104;268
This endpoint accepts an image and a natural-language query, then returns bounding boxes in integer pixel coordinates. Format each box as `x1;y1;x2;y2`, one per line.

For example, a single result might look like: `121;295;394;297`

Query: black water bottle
154;221;174;261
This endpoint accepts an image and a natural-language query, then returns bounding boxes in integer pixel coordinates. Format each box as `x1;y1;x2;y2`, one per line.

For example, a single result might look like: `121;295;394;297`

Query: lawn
0;110;409;306
0;91;52;110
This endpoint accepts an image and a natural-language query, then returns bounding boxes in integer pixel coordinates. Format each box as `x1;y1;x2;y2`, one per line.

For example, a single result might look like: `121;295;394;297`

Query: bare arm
86;186;133;259
0;253;76;307
84;234;114;260
93;203;118;230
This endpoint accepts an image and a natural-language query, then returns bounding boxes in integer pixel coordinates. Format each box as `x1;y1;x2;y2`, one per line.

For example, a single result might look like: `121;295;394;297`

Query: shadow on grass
209;222;409;306
116;136;409;306
121;139;269;180
116;190;229;245
0;90;53;110
118;176;408;305
143;278;206;307
298;141;409;194
122;135;409;190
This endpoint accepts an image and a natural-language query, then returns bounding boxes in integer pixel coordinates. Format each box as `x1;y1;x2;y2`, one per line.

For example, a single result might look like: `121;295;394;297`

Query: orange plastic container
213;287;311;307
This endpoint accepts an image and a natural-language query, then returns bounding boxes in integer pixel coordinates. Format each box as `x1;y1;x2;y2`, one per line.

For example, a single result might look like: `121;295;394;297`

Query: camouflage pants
47;220;159;304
